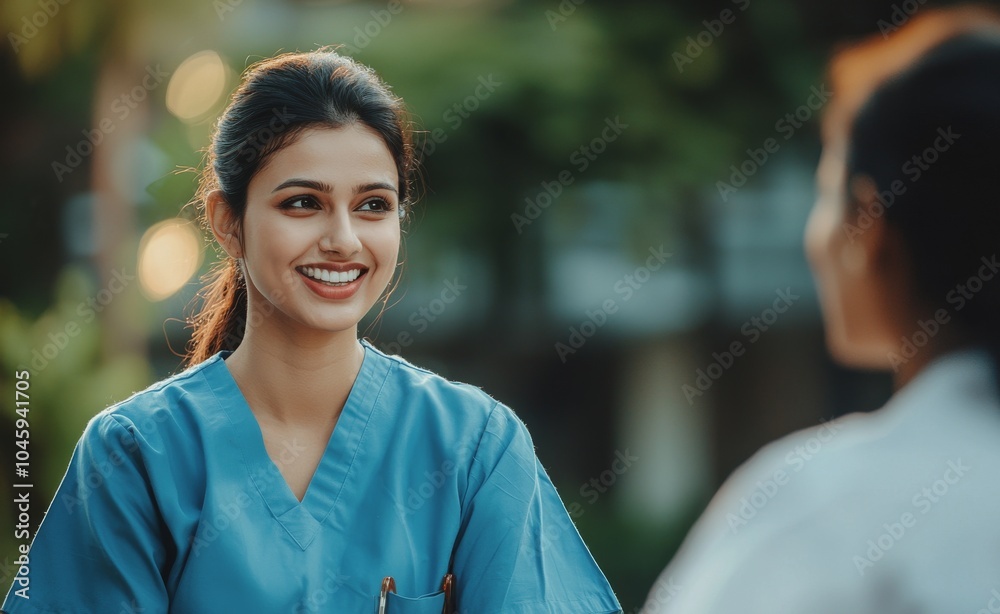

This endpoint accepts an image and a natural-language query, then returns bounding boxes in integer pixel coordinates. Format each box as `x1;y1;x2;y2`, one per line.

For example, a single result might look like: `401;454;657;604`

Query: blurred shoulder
734;410;887;491
652;412;899;612
728;348;1000;507
705;411;874;530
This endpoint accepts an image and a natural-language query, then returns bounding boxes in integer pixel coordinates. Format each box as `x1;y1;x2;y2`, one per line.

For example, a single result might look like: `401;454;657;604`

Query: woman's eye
358;198;393;213
279;196;320;210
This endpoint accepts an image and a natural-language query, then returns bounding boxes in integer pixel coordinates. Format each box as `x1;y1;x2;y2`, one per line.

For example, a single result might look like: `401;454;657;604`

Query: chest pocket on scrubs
371;590;446;614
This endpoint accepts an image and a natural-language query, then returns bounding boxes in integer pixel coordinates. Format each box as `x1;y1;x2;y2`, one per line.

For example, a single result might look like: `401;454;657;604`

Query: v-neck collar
201;340;391;550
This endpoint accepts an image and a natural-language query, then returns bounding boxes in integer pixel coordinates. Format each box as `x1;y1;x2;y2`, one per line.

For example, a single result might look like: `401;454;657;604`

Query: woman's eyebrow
271;178;397;194
354;181;397;194
271;178;334;194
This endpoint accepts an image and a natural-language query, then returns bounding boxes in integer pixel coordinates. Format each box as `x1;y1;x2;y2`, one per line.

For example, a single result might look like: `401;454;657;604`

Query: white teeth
300;267;362;285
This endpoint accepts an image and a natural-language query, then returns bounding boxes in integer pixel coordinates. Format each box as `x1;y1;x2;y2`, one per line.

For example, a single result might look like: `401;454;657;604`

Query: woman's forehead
255;125;398;192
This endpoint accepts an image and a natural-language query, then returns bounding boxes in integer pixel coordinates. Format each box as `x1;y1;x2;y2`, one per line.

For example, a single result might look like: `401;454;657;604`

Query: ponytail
184;257;247;367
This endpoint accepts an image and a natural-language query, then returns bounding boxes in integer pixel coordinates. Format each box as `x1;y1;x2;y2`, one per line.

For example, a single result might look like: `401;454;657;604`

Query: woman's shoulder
88;353;227;436
366;341;501;407
364;342;529;440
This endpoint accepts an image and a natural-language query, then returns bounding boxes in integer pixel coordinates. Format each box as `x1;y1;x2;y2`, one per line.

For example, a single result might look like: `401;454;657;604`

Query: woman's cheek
804;204;832;275
280;269;298;287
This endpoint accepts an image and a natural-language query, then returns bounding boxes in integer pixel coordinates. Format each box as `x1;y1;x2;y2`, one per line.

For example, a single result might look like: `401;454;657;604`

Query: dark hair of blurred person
810;5;1000;388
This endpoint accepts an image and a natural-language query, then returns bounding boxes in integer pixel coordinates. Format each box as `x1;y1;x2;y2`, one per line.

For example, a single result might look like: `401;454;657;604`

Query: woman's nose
318;210;362;256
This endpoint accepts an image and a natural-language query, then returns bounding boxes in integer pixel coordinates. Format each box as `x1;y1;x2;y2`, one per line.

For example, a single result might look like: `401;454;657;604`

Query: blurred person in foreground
644;6;1000;613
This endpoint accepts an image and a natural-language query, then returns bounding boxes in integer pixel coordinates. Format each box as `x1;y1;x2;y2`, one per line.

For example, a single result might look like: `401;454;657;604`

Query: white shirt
645;349;1000;613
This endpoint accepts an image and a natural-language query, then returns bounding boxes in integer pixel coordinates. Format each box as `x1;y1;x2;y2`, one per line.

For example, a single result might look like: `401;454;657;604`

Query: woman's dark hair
184;49;415;366
829;7;1000;370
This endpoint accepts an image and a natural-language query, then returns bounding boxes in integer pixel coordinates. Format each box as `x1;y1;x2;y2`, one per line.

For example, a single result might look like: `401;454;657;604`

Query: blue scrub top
3;341;621;613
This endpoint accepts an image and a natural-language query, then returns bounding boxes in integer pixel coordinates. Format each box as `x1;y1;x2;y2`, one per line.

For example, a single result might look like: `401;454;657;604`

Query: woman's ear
206;190;243;259
845;175;889;271
846;174;911;280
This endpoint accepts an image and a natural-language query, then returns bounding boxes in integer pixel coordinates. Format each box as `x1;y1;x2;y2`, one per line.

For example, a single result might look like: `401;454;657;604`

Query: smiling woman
208;125;402;343
3;50;622;614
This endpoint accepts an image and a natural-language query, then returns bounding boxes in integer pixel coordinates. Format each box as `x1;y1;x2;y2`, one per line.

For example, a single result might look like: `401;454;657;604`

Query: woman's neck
890;331;971;393
223;310;365;428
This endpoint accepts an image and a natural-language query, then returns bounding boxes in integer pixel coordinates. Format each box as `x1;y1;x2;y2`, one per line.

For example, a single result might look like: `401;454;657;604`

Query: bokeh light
137;218;204;301
165;50;227;123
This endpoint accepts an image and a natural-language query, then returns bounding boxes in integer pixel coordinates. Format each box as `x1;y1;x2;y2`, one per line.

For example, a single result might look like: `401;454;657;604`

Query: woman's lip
297;264;366;285
296;263;368;273
298;268;367;300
